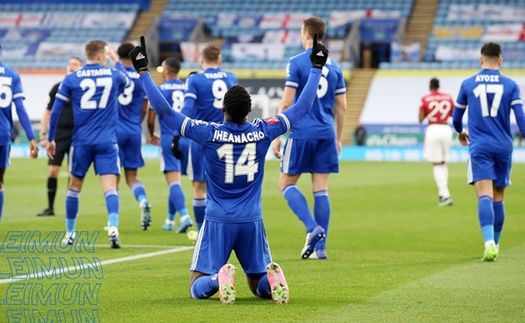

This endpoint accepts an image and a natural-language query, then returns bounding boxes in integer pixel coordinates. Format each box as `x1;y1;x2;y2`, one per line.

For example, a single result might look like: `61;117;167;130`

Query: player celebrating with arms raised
129;35;327;304
180;43;238;233
453;42;525;262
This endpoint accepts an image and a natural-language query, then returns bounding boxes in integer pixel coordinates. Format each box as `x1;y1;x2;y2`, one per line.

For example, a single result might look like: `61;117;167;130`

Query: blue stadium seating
0;1;139;69
161;0;413;69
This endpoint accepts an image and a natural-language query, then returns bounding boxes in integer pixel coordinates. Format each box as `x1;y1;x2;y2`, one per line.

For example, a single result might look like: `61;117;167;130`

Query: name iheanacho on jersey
212;130;266;143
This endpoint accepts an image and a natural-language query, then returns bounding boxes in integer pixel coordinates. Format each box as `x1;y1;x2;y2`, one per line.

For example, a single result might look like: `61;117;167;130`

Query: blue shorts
188;141;205;181
0;144;10;168
160;135;181;173
69;143;121;178
281;138;339;175
190;219;272;275
117;132;144;170
467;152;512;187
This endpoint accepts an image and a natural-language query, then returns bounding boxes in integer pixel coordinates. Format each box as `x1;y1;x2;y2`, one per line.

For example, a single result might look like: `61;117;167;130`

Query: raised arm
281;34;328;127
130;37;188;133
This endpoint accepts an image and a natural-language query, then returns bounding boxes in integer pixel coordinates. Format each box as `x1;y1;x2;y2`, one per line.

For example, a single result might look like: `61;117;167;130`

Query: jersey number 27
80;77;113;109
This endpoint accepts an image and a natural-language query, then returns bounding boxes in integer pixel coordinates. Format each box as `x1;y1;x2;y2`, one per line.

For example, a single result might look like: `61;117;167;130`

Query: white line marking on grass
96;244;179;249
0;242;180;249
0;246;194;284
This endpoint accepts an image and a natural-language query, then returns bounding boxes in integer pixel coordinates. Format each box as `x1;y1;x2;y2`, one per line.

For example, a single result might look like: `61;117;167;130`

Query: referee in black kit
37;57;83;216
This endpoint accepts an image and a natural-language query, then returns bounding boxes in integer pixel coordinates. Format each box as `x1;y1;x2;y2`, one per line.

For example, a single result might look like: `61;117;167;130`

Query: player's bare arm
458;131;469;146
335;94;346;155
106;46;119;63
418;109;426;123
147;109;160;145
271;84;297;158
40;109;51;148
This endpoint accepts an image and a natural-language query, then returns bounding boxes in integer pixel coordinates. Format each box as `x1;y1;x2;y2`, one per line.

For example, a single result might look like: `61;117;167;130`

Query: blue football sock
190;274;219;299
105;189;119;228
493;201;505;245
193;198;206;230
314;190;330;236
282;185;317;232
0;188;4;222
66;189;80;232
478;195;494;243
167;188;176;221
170;182;189;218
255;275;272;299
130;181;147;204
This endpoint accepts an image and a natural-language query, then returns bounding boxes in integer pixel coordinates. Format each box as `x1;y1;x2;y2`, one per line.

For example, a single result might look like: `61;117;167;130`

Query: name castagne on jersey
74;68;140;79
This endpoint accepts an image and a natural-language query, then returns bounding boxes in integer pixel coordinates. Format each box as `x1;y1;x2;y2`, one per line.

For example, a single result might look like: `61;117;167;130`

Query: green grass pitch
1;159;525;322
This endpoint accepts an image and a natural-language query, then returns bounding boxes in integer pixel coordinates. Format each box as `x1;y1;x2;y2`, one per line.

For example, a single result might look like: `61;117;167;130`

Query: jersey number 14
217;143;259;183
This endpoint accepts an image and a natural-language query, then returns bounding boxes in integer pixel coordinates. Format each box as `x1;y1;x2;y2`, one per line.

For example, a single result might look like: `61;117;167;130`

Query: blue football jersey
181;117;288;223
455;69;522;154
0;62;25;145
285;48;346;139
184;68;238;123
157;79;186;136
55;63;129;145
142;67;321;223
117;66;146;135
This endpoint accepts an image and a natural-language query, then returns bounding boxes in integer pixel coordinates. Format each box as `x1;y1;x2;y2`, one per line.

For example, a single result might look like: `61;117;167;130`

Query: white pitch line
0;246;194;284
0;243;180;249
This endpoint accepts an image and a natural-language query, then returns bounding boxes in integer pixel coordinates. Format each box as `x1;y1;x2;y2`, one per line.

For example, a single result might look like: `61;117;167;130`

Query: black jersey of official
47;82;74;141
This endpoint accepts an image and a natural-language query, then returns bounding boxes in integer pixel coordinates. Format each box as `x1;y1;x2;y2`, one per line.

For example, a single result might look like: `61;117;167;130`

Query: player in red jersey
419;78;454;207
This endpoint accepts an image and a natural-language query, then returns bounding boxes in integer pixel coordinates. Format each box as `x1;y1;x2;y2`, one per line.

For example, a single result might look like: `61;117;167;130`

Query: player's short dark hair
430;78;439;90
70;56;83;65
223;85;251;124
85;40;107;60
481;42;502;59
202;43;221;63
163;57;181;74
118;42;135;59
303;16;326;40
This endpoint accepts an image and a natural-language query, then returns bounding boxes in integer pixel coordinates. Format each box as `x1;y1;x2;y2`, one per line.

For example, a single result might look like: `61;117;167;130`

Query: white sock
433;164;450;198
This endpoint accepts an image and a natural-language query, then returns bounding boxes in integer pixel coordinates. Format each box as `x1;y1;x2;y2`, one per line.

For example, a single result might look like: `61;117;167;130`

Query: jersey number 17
473;84;503;117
